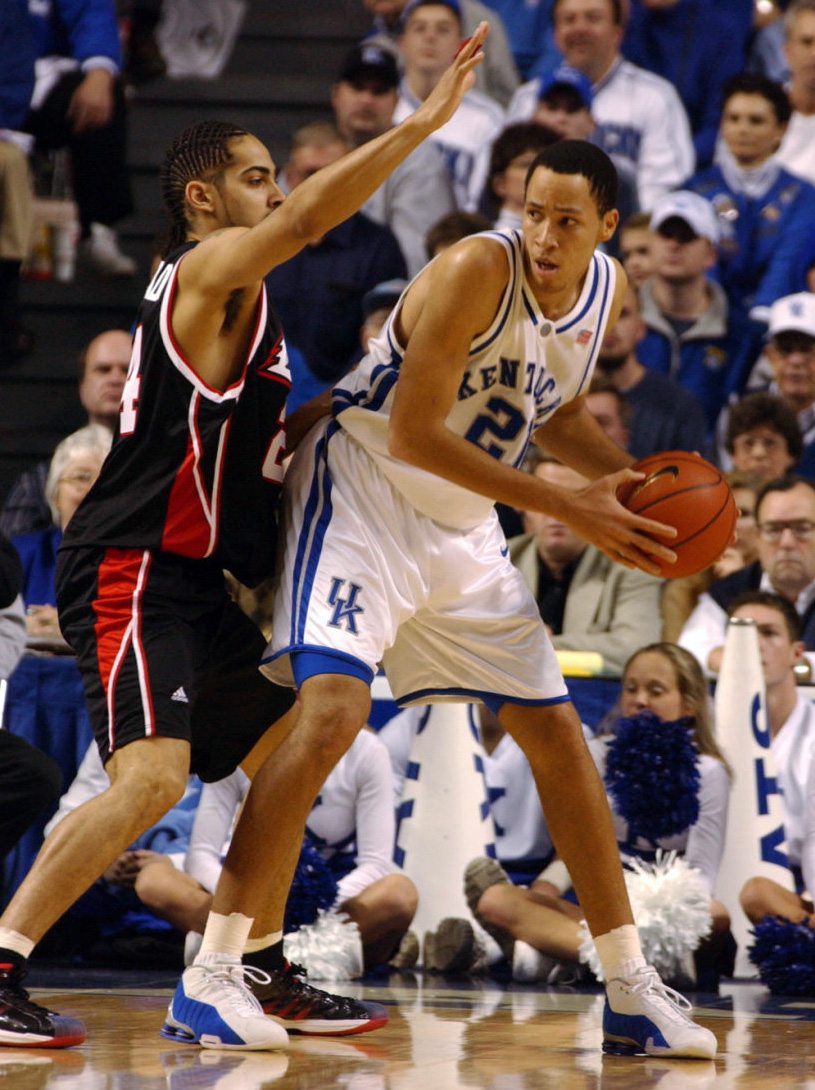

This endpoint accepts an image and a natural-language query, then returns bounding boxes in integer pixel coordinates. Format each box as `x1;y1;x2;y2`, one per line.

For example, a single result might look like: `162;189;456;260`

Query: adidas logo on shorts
171;686;189;704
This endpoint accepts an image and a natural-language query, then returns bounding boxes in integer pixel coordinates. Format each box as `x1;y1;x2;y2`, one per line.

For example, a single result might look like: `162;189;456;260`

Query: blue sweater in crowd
27;0;120;67
687;165;815;325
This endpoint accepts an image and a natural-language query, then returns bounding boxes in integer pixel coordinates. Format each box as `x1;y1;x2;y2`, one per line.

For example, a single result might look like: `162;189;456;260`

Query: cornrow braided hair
159;120;250;256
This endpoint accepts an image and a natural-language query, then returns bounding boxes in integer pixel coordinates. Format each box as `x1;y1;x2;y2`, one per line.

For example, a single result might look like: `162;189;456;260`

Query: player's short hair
160;120;250;255
725;392;802;460
721;73;792;126
553;0;624;26
622;642;731;775
525;140;618;215
728;590;802;642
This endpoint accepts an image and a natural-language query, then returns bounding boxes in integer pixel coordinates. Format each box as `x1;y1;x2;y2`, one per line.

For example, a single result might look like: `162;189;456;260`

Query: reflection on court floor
1;973;814;1090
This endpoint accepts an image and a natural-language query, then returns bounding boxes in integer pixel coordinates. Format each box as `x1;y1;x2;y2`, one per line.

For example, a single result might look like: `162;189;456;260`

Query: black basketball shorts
56;545;295;781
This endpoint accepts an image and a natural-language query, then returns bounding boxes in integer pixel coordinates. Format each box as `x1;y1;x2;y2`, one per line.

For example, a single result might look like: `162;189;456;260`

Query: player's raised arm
185;23;489;296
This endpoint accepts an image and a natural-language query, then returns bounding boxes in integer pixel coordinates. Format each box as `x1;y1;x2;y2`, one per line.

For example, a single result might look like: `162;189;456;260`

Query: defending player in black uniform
0;25;489;1051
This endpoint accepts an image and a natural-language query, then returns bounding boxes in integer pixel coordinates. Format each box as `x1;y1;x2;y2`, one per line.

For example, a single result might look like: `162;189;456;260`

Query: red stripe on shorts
92;549;155;751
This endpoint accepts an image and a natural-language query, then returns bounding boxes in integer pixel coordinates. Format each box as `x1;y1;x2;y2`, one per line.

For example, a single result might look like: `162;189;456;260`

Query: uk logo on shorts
327;578;365;634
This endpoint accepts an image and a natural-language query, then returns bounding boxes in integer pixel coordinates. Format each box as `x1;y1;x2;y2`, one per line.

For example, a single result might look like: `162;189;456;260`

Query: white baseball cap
650;190;720;245
768;292;815;340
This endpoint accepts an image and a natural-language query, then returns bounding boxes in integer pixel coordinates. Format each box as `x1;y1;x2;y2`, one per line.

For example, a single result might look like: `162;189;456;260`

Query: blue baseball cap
539;65;593;109
400;0;462;29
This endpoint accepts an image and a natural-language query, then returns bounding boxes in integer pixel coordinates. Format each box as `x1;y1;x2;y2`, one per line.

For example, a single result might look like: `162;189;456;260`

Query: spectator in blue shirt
685;73;815;330
637;190;750;427
621;0;746;170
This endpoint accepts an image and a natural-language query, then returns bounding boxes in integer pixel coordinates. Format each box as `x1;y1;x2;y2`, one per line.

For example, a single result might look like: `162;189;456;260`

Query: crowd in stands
3;0;815;992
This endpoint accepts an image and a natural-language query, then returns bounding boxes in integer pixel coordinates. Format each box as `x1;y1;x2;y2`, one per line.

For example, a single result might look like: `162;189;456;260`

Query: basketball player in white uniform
261;140;716;1059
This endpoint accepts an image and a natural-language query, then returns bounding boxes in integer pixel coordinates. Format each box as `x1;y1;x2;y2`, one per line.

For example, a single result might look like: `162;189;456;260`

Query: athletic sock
0;927;35;961
195;911;254;963
593;924;647;982
243;938;285;974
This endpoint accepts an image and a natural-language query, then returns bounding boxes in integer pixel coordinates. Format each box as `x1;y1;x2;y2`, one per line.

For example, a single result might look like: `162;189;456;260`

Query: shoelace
626;968;694;1025
201;963;272;1018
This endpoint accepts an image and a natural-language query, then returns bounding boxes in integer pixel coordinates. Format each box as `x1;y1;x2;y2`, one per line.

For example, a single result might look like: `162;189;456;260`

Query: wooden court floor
2;974;815;1090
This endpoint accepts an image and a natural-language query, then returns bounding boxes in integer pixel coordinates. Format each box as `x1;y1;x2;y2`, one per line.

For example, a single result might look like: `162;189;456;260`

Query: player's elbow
387;421;423;465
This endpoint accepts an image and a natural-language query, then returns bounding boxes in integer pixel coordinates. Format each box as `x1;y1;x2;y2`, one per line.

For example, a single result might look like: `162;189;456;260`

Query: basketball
617;451;737;578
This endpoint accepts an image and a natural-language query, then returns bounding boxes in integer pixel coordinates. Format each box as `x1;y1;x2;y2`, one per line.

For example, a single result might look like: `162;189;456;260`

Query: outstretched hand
558;468;678;577
413;21;489;134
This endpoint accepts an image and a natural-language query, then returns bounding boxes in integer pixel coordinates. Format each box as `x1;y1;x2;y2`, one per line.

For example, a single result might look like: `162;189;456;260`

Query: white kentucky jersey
332;229;617;530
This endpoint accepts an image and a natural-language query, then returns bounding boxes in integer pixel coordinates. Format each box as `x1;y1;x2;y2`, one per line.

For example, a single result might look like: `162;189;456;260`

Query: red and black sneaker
0;962;85;1048
248;962;388;1036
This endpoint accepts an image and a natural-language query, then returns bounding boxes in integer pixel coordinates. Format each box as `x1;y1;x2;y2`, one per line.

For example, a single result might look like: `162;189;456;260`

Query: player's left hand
413;21;489;134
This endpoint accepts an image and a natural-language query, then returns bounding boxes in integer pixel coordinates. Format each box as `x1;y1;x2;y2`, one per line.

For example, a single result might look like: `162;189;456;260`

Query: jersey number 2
465;396;525;458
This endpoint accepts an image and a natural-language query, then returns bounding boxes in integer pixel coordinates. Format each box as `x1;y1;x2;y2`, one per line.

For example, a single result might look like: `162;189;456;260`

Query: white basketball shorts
261;420;569;709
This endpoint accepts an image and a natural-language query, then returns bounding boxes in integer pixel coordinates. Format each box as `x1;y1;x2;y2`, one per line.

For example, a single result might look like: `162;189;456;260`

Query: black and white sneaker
0;962;86;1048
248;962;388;1036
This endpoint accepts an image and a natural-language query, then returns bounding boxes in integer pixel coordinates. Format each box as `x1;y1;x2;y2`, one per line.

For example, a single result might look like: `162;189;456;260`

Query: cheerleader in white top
734;593;815;925
468;643;732;984
139;731;416;970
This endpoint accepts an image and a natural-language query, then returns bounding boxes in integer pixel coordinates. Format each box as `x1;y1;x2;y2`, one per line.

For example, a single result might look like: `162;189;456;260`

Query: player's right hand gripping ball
617;451;737;578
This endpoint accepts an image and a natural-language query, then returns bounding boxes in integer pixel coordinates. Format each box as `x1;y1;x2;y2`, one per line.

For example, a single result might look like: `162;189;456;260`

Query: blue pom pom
749;915;815;995
604;711;700;842
284;838;338;934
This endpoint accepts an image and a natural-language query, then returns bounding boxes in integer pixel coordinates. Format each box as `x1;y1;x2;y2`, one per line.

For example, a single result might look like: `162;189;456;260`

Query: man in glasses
680;477;815;675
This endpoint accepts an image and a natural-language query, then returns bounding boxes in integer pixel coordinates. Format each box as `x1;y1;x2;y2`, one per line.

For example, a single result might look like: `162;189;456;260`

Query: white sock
195;911;254;963
593;924;646;981
0;928;35;960
244;931;283;954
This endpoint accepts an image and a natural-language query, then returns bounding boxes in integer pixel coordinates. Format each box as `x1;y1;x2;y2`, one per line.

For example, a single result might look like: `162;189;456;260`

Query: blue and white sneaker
603;965;716;1059
160;961;289;1051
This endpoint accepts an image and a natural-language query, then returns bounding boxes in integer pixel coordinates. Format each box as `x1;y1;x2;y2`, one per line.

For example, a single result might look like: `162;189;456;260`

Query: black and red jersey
63;243;292;587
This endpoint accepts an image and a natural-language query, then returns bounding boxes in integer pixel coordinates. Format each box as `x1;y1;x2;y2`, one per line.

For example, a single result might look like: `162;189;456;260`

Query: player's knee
113;762;188;822
297;683;370;766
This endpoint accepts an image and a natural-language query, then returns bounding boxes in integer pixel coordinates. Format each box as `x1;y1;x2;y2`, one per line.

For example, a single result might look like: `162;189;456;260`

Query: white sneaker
603;965;716;1059
80;223;137;277
160;960;289;1051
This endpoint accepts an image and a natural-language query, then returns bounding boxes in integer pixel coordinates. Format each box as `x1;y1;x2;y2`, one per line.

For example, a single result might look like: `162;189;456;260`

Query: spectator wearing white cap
636;190;746;428
717;292;815;478
392;0;505;212
329;41;456;277
686;73;815;331
505;0;695;210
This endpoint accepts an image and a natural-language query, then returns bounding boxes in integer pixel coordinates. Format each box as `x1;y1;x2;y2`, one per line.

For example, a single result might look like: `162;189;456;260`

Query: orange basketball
617;451;737;579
